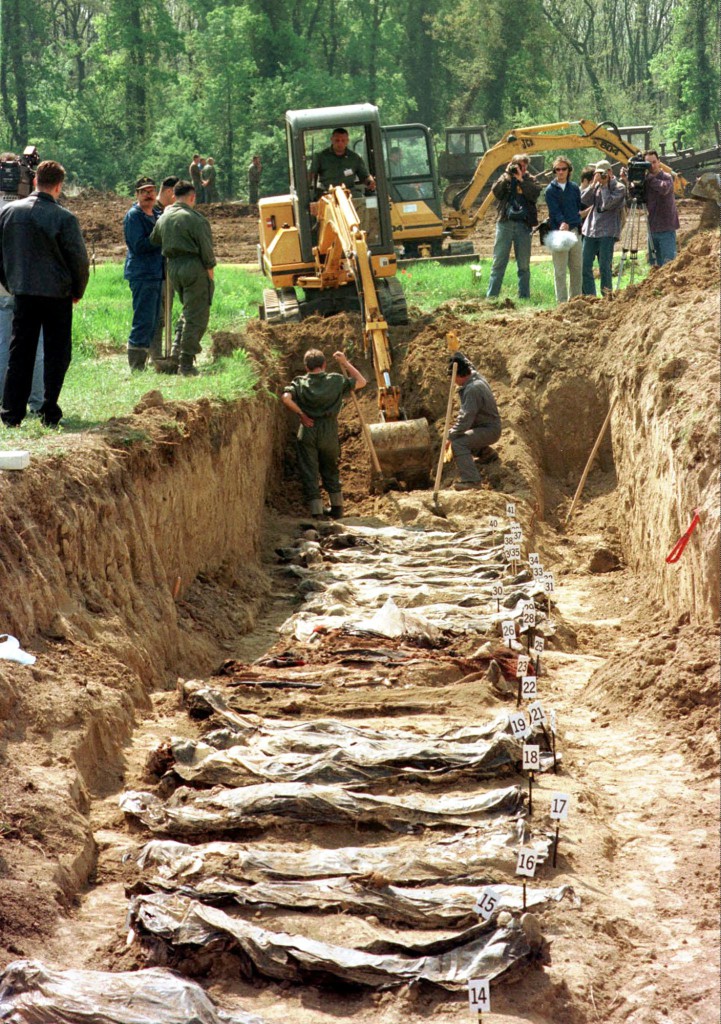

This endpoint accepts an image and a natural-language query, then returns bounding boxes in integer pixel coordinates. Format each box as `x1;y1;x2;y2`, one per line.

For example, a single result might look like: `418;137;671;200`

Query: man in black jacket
0;160;89;427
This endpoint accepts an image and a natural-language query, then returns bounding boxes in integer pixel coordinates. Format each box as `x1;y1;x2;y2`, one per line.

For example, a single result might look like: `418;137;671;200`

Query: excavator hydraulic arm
445;119;687;238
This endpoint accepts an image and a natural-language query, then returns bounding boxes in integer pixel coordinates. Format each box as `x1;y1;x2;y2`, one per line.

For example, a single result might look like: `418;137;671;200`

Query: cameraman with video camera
643;150;679;267
580;159;626;296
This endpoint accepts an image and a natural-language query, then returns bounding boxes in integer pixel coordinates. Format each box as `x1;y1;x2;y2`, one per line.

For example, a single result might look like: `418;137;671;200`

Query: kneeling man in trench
446;351;502;490
282;348;367;519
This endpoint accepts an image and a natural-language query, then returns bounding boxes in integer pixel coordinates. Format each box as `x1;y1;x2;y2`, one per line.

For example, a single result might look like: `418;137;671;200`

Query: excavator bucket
368;419;433;490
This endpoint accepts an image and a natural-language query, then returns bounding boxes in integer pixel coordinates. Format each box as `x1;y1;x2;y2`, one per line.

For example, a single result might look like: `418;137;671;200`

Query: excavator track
262;287;302;324
376;278;408;326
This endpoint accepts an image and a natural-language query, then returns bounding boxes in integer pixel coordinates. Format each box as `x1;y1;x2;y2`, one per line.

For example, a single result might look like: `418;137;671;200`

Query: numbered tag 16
550;792;570;821
516;847;538;878
468;978;491;1015
474;885;500;921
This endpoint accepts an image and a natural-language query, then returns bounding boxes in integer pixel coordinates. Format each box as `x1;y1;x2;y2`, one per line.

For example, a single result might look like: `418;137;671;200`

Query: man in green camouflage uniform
309;128;376;195
202;158;218;203
149;180;216;376
282;348;366;519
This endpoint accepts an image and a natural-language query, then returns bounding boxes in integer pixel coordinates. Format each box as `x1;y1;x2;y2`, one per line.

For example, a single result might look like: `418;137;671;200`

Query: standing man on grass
149;180;216;376
0;160;89;427
123;176;163;371
149;175;180;366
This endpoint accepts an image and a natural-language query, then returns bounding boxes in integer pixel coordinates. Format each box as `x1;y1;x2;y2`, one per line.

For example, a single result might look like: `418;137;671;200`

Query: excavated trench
0;230;719;1023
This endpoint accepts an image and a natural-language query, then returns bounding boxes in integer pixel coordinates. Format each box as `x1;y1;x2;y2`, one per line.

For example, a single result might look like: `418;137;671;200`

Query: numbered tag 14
468;978;491;1016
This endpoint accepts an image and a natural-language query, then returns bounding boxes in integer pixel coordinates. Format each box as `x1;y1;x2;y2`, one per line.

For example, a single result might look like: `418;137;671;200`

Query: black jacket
0;191;89;299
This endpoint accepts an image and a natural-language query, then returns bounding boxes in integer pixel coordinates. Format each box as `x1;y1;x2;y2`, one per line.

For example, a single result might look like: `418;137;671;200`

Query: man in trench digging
445;351;502;490
282;348;366;519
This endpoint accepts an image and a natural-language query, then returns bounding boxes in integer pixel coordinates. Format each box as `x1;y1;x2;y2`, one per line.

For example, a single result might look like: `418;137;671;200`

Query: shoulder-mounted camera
0;145;39;199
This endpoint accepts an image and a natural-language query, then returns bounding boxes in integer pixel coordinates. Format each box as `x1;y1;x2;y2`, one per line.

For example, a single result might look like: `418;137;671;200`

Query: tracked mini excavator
386;119;686;256
257;104;432;490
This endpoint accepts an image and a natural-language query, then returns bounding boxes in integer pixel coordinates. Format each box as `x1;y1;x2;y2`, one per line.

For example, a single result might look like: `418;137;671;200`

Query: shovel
432;331;461;509
339;363;397;494
154;269;179;374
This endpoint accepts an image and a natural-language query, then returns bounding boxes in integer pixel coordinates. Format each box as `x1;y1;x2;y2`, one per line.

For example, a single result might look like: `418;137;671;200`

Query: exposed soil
0;201;718;1023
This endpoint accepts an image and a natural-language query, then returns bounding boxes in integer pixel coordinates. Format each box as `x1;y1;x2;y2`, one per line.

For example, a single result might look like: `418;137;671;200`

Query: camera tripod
615;198;648;290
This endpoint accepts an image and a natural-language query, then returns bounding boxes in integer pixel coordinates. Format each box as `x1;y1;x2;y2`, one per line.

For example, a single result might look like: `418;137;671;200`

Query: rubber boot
309;499;325;520
328;491;344;520
179;354;199;377
127;346;148;371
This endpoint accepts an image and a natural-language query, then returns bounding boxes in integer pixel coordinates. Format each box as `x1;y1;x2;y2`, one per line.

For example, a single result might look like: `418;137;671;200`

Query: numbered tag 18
550;792;570;821
474;885;500;921
522;744;540;771
468;978;491;1015
515;847;538;878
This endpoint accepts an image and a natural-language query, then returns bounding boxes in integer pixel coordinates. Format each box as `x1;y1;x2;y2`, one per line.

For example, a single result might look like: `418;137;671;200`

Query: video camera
626;153;651;202
0;145;40;199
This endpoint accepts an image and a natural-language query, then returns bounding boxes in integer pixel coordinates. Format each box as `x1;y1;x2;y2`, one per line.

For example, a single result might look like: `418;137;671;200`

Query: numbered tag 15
474;885;500;921
550;792;570;821
468;978;491;1015
516;847;538;878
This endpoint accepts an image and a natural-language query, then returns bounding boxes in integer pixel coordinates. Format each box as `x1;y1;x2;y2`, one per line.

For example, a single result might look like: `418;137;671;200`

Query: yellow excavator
258;104;432;490
386;119;686;255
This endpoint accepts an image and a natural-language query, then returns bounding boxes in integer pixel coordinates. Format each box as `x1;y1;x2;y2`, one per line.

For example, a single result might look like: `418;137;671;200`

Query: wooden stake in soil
433;331;461;506
566;396;618;523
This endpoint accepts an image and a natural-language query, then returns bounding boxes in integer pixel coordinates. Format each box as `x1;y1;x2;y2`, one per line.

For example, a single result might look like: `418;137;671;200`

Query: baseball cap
595;160;612;173
135;175;156;191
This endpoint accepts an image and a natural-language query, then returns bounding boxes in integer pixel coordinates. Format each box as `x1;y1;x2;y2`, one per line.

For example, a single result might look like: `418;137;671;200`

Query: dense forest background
1;0;718;196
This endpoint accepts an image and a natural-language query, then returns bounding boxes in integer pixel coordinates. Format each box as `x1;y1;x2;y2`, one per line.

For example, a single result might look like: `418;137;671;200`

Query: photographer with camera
0;152;44;413
642;150;679;267
486;154;541;300
580;159;626;297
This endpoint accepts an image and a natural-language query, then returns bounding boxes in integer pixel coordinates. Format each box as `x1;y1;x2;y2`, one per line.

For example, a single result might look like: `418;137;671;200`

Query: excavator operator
309;128;376;197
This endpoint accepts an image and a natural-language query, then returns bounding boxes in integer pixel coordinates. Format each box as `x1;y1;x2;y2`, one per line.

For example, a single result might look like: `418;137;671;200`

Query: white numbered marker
489;516;499;531
550;792;570;821
521;675;537;699
523;744;540;771
474;886;500;921
521;603;536;627
501;620;516;642
528;552;541;566
516;847;538;877
506;501;516;519
508;544;521;562
468;978;491;1014
503;532;514;547
511;523;522;541
509;710;527;738
532;565;545;579
532;636;545;655
528;700;546;726
543;573;555;593
491;582;504;600
516;654;530;678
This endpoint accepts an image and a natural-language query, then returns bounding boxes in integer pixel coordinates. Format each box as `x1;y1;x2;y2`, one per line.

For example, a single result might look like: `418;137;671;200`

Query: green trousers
297;417;343;509
167;257;214;358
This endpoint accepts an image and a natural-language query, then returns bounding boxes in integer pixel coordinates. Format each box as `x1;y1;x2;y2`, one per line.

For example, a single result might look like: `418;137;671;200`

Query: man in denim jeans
486;155;541;300
580;160;626;296
643;150;679;267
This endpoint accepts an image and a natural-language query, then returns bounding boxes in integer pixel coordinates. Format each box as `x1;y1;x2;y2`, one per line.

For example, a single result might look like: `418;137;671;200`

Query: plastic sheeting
135;872;573;927
0;959;264;1024
128;892;542;989
170;724;525;786
120;782;526;836
134;821;550;886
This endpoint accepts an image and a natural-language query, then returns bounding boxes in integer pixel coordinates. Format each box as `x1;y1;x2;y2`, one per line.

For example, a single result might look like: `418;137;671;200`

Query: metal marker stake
516;675;522;708
535;654;541;676
553;824;560;867
528;771;534;815
496;598;500;614
522;880;527;910
540;722;552;753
